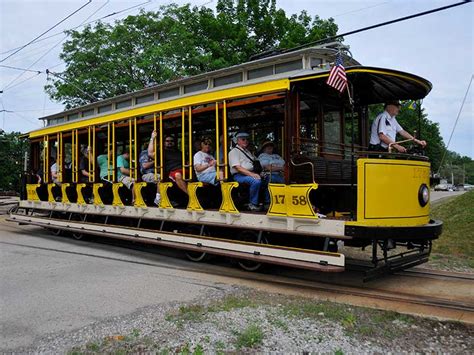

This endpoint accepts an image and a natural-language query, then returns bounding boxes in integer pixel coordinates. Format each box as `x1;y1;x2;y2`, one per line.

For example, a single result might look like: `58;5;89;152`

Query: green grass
280;298;417;339
166;295;257;324
431;190;474;263
234;324;264;349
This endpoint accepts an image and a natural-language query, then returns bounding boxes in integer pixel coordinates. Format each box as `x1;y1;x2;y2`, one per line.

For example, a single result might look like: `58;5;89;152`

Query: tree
45;0;339;108
0;132;28;192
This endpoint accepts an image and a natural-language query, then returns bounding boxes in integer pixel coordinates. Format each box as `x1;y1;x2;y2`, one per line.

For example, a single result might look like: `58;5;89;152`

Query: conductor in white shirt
369;101;426;153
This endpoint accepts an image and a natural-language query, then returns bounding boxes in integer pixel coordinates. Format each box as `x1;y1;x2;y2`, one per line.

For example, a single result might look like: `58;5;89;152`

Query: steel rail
3;223;473;318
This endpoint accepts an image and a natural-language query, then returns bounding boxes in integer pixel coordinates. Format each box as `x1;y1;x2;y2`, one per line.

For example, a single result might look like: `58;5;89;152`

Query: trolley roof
29;44;431;138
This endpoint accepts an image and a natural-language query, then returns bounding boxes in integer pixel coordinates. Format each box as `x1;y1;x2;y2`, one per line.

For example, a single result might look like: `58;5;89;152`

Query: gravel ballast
7;285;473;354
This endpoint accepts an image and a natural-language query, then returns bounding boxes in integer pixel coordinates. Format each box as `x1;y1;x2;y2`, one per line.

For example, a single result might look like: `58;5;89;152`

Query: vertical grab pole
134;117;137;181
188;106;192;180
59;132;63;183
223;100;228;180
159;112;164;179
75;130;78;182
215;102;220;180
44;136;49;182
129;119;133;180
92;125;96;182
112;122;116;181
153;113;157;181
181;109;186;180
56;133;61;183
87;126;91;182
71;130;75;183
107;123;110;181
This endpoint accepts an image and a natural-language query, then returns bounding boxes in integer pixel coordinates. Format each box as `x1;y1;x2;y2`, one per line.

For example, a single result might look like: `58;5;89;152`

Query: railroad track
399;268;474;281
2;226;473;323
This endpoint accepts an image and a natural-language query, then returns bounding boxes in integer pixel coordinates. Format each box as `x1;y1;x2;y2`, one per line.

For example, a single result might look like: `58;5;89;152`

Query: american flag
326;53;347;93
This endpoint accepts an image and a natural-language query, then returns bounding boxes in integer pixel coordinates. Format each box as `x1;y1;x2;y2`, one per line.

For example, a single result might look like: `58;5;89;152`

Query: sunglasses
202;142;212;146
165;140;174;143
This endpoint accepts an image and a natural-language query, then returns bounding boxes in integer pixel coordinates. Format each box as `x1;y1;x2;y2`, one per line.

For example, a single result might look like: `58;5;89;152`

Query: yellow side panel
353;159;430;227
267;183;318;219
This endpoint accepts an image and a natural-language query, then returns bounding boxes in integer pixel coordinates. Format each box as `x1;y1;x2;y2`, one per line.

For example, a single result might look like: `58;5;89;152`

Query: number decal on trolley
291;195;307;205
273;194;285;204
267;183;318;219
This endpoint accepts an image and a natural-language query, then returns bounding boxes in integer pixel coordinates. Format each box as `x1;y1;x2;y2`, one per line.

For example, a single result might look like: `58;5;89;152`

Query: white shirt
369;111;403;148
228;146;255;175
193;151;216;178
50;163;59;183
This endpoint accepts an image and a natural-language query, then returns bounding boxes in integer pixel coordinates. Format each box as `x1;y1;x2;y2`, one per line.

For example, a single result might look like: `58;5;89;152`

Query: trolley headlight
418;184;429;207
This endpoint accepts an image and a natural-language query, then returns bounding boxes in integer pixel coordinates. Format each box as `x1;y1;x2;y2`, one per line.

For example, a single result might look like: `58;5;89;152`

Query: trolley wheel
72;232;84;240
70;213;87;240
237;230;267;272
182;225;209;262
49;228;62;236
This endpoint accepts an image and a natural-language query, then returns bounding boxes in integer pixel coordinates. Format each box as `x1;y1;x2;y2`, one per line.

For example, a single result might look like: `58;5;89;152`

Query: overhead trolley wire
284;0;472;53
0;64;41;74
0;0;151;57
2;1;110;93
0;0;92;63
437;74;473;174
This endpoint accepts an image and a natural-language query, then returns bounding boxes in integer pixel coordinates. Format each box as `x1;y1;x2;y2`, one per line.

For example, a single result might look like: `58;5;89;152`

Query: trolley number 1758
273;194;307;205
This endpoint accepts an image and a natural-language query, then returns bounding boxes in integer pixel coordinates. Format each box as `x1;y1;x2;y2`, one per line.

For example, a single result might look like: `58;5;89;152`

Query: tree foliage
0;131;28;192
46;0;338;108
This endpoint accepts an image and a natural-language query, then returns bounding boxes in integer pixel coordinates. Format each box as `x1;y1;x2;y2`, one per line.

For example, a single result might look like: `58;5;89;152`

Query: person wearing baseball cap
228;131;262;211
369;100;426;153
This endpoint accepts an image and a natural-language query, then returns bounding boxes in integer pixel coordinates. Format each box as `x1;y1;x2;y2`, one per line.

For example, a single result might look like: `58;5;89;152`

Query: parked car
463;184;474;191
434;183;456;191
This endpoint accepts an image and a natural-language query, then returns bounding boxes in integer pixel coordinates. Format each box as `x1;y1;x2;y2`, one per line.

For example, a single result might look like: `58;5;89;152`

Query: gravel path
11;286;473;354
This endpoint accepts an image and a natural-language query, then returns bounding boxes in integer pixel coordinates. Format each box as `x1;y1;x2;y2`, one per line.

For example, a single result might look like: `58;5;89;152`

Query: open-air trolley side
9;45;442;279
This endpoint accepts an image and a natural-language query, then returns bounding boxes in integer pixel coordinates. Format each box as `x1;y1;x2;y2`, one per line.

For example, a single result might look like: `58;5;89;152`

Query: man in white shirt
228;132;262;211
369;101;426;153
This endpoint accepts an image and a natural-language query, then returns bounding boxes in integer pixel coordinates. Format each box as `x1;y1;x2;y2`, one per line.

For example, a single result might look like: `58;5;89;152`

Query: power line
0;1;92;63
0;0;152;56
3;72;42;92
332;2;389;18
2;1;110;92
46;69;97;102
0;64;41;74
284;0;472;53
0;1;152;92
437;74;473;174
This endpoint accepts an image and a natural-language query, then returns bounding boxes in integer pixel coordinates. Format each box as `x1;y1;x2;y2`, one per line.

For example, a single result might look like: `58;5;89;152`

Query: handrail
388;137;414;153
290;157;315;184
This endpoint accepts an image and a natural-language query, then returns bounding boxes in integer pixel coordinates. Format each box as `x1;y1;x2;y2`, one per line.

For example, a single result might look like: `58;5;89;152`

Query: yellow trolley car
9;44;442;279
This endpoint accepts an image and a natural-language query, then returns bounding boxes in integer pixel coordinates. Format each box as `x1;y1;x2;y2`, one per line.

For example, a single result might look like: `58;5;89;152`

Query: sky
0;0;473;157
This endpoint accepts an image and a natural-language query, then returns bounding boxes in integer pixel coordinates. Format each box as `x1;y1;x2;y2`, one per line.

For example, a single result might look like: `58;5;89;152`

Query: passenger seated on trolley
50;159;60;185
228;132;262;212
78;146;94;203
141;130;161;205
258;140;285;209
163;135;188;195
78;146;93;183
116;148;135;203
193;136;221;185
369;101;427;153
97;147;112;183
